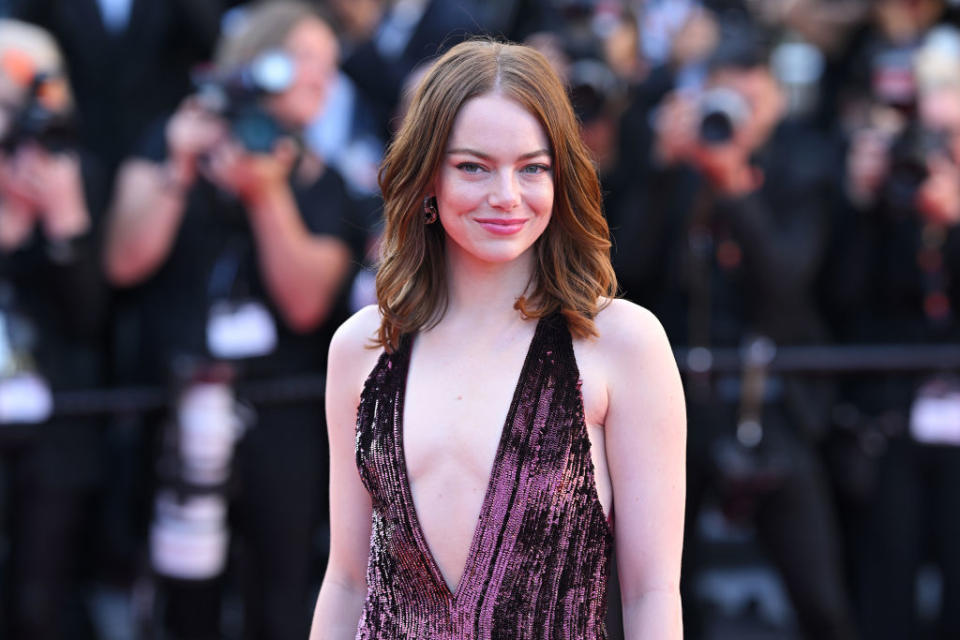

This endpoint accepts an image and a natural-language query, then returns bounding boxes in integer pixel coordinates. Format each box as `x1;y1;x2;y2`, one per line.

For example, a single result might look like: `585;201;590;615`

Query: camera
568;58;620;125
150;362;247;581
0;72;76;153
698;87;751;145
193;50;296;153
882;122;951;211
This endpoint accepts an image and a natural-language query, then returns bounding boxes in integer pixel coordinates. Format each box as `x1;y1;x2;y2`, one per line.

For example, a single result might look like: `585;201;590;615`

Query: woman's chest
402;343;527;483
397;333;612;515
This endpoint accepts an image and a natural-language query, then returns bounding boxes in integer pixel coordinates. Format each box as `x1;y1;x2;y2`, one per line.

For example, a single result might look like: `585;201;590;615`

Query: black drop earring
423;196;438;224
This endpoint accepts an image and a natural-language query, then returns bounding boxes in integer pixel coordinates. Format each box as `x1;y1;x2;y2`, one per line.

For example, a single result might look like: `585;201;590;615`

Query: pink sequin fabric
354;313;614;639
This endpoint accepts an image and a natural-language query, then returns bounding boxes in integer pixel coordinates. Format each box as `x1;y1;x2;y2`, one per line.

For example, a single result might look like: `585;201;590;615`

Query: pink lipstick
475;218;526;236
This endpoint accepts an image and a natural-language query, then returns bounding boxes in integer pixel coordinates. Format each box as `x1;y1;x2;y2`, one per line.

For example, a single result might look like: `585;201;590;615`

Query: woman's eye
521;164;551;175
457;162;485;174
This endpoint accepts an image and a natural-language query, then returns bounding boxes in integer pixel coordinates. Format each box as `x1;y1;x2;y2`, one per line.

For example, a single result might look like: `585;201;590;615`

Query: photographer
0;19;108;639
611;22;857;639
12;0;225;178
103;2;361;638
836;26;960;639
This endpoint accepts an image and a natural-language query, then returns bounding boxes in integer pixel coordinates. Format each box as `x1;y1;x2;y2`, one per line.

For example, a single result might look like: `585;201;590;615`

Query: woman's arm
310;306;380;639
600;299;686;639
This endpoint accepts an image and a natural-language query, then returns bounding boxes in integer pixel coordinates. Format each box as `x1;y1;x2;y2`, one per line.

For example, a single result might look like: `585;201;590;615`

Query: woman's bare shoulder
328;305;385;385
592;297;672;358
331;304;382;346
591;299;685;439
587;298;680;393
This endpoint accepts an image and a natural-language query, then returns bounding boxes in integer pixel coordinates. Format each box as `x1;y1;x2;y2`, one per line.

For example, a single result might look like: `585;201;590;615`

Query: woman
311;39;685;639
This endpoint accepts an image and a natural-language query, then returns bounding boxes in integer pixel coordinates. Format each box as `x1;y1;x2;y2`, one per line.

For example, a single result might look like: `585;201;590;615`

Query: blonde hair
215;1;332;72
375;39;617;352
0;19;71;106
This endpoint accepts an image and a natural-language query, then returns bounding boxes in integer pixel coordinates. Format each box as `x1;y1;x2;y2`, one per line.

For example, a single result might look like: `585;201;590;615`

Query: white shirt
96;0;133;34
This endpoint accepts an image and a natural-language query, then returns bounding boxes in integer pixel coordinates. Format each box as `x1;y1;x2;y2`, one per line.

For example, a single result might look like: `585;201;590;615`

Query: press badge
0;374;53;424
206;300;277;360
910;378;960;446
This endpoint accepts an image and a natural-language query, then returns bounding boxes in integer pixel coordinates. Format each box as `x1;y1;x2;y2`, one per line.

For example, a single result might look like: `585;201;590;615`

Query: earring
423;195;438;224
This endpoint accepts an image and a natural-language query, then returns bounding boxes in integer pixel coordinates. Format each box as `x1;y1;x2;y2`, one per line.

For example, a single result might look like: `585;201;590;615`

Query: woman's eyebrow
446;147;551;161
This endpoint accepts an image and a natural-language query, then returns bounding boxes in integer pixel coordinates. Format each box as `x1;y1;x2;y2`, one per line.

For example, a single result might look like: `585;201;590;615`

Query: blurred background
0;0;959;638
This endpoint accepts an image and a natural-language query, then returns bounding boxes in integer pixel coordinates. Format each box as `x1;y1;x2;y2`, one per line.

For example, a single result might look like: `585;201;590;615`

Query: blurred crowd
0;0;958;638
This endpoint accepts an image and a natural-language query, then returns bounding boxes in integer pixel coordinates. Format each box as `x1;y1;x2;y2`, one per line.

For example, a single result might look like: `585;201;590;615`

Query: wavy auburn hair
375;39;617;351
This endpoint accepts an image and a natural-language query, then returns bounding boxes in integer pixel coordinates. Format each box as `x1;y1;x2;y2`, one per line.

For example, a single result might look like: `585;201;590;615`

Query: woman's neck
441;244;536;331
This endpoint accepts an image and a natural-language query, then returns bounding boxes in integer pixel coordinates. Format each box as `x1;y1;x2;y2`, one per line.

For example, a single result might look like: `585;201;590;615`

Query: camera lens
700;110;735;144
699;87;751;145
232;105;283;153
883;123;950;212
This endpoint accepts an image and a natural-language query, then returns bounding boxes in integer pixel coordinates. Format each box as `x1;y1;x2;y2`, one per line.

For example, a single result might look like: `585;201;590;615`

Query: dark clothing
0;154;108;486
478;0;565;42
830;199;960;639
606;65;675;215
682;395;857;640
0;156;108;640
162;401;327;640
611;120;857;639
355;313;613;639
612;120;835;348
853;436;960;640
129;119;363;385
832;206;960;404
0;156;108;393
828;201;960;450
129;117;361;639
13;0;223;175
340;0;482;138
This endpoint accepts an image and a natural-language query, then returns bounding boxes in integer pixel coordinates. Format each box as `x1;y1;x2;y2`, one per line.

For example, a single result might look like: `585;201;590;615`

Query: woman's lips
475;218;527;235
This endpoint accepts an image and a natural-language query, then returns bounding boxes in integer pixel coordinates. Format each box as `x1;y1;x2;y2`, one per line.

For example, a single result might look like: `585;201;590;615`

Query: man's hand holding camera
201;136;298;210
0;155;37;250
165;98;225;193
165;95;299;211
916;152;960;226
845;121;960;227
690;137;762;197
655;90;763;197
654;92;698;167
0;144;89;250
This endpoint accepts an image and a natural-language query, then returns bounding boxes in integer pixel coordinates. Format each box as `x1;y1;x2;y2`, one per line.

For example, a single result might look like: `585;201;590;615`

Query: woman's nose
487;170;520;210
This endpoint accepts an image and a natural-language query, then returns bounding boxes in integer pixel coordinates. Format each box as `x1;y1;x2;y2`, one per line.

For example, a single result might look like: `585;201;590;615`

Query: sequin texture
354;313;614;639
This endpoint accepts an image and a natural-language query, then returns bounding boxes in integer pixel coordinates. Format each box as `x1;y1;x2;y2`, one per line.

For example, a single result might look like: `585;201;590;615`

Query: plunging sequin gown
354;313;613;639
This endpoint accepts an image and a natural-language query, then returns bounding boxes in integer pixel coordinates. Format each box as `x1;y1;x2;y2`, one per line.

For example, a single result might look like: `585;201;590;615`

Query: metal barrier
678;343;960;374
40;344;960;418
53;375;327;417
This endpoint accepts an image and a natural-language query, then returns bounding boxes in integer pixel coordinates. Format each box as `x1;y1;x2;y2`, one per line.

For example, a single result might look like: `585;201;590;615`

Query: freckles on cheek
444;182;486;210
531;184;555;215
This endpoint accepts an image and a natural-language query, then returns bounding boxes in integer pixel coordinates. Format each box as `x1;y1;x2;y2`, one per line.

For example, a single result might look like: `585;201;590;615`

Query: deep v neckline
394;316;546;600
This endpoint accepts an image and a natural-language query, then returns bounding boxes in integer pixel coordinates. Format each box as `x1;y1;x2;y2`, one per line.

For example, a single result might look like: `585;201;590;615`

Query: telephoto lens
150;381;244;580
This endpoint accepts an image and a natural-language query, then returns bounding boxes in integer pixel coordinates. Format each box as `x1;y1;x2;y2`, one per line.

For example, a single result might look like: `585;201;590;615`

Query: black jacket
612;120;837;348
14;0;223;175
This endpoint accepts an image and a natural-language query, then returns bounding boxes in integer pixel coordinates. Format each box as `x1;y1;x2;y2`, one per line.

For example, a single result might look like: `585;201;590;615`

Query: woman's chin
448;241;536;268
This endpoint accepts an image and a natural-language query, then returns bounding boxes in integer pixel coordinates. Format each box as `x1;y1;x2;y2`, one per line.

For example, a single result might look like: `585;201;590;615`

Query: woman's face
434;92;554;268
268;18;338;128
